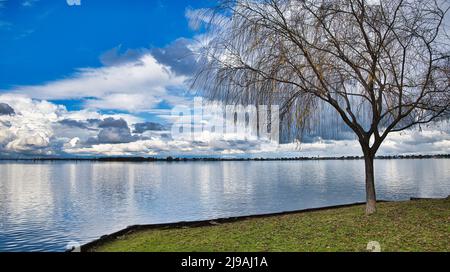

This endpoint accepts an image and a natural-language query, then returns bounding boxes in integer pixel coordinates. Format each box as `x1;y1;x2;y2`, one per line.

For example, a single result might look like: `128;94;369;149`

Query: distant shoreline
1;154;449;162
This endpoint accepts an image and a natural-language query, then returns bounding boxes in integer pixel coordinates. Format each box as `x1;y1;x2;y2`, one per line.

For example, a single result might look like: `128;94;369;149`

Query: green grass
91;198;450;252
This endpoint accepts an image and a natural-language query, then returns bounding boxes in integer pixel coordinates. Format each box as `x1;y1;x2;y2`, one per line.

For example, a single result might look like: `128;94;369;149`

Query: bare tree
194;0;450;214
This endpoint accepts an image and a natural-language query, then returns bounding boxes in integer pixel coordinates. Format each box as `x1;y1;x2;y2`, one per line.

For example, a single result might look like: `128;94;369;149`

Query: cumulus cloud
0;94;63;155
95;127;136;144
6;54;188;112
133;122;166;133
98;117;129;129
84;117;138;145
1;94;449;158
58;119;92;129
377;129;450;155
63;121;450;158
101;39;201;77
0;18;448;158
64;137;264;157
99;45;148;66
152;38;201;76
0;103;14;115
84;93;152;112
0;94;143;157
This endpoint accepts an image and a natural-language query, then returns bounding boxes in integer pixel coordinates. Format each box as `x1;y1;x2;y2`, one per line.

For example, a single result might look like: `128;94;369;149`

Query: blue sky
0;0;449;158
0;0;212;89
0;0;232;157
0;0;214;127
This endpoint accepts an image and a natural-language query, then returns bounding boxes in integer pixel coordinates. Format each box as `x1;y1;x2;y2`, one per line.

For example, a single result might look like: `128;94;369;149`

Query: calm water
0;159;449;252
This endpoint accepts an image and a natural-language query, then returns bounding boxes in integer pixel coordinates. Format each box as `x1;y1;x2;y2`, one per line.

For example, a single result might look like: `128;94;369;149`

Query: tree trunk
364;154;377;215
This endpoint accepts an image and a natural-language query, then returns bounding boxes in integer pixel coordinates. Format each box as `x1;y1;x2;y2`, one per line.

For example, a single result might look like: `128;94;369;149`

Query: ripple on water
0;159;449;251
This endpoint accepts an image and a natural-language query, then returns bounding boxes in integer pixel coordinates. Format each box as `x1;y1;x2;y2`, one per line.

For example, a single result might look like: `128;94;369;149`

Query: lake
0;159;449;252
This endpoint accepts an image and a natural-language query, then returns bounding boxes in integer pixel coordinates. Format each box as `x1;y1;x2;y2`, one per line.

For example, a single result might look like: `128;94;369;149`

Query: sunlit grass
91;198;450;252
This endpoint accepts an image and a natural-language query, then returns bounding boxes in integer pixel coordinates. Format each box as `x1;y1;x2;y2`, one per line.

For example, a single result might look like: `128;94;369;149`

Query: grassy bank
90;198;449;252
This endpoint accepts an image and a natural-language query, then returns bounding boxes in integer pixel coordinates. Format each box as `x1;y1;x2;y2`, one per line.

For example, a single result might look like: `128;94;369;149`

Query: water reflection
0;159;449;252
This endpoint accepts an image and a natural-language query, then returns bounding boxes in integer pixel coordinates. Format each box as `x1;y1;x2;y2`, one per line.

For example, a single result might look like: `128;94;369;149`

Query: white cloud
185;7;228;31
0;31;449;157
63;123;450;158
2;93;449;158
0;94;63;155
185;8;208;31
6;54;188;112
1;93;449;157
0;94;143;156
84;93;150;112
